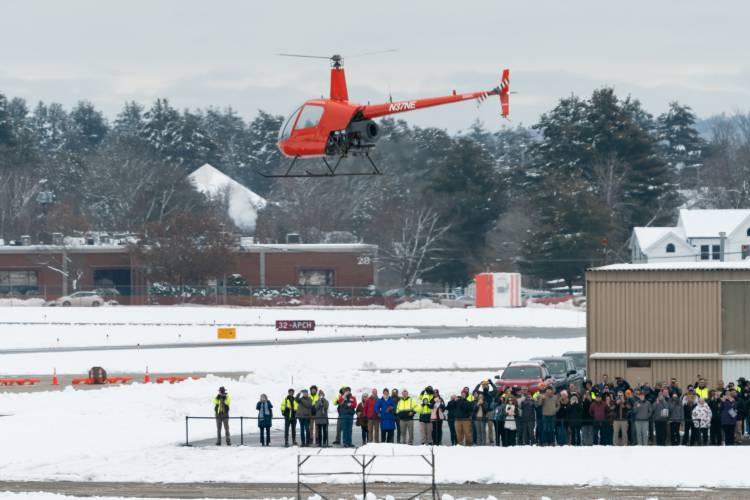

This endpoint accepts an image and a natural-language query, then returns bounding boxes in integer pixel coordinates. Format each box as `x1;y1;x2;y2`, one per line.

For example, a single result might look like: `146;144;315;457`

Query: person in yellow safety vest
695;378;709;400
396;389;419;445
281;388;299;447
213;386;231;446
418;386;435;445
461;386;475;402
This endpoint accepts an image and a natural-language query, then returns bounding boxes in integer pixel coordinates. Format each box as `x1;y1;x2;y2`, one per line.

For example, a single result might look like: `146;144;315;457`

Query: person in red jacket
363;388;380;442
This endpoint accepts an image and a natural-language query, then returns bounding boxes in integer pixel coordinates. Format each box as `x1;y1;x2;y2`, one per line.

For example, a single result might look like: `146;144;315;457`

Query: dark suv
529;356;584;393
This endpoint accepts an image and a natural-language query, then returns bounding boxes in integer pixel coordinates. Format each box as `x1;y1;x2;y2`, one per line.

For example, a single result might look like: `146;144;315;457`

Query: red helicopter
266;52;510;178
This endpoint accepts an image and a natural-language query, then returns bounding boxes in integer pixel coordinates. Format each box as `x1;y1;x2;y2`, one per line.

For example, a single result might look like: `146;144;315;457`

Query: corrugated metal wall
721;282;750;354
590;359;720;387
589;359;625;383
651;359;720;387
722;359;750;384
588;280;721;354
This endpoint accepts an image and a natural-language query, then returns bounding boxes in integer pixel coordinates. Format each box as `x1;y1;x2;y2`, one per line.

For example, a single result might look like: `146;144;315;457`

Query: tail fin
500;68;510;118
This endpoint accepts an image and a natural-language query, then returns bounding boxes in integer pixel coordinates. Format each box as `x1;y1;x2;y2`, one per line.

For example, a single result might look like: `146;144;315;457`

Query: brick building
0;239;377;304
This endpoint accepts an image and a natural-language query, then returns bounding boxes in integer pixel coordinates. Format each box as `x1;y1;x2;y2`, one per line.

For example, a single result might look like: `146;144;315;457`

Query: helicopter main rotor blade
348;49;399;58
276;53;333;60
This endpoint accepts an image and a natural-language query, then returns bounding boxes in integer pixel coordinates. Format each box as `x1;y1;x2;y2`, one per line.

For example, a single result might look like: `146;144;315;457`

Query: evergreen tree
114;101;145;136
520;175;611;289
0;93;12;147
69;100;108;153
242;110;284;196
657;102;705;188
424;135;506;284
528;88;677;269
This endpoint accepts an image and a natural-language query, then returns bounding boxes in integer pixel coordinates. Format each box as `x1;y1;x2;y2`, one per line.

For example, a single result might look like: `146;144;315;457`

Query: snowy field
5;305;740;491
0;306;584;350
1;329;749;490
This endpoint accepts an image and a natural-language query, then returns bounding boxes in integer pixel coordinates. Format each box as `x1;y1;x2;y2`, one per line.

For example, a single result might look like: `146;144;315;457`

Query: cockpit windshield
278;107;301;141
278;105;325;141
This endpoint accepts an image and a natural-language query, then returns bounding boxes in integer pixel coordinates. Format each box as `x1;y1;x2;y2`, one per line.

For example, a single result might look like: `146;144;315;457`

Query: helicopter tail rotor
500;68;510;119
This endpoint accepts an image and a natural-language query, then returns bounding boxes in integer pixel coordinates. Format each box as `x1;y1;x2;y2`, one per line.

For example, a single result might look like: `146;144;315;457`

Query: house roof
632;227;683;251
188;163;266;231
678;209;750;238
592;261;750;272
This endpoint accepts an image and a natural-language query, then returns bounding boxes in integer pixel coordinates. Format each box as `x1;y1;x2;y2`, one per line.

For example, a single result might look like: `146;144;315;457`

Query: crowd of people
212;374;750;448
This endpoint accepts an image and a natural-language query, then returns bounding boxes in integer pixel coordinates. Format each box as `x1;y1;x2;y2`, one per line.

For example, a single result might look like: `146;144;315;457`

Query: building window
712;245;721;260
0;270;38;292
298;269;334;287
743;245;750;260
746;228;750;237
700;245;710;260
665;243;675;253
626;360;652;368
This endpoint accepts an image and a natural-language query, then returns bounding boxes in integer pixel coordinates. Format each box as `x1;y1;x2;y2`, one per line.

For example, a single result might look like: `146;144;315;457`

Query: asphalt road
0;326;584;355
0;480;745;499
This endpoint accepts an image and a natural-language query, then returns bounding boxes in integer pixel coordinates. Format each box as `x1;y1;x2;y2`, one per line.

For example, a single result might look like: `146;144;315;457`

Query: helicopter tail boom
361;68;510;120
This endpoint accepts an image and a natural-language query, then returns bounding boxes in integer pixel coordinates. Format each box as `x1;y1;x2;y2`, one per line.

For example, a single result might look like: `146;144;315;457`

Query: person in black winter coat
708;390;723;446
445;395;459;445
567;393;583;446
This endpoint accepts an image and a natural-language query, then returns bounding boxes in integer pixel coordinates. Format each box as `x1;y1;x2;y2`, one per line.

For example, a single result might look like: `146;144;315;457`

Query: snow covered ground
0;306;584;350
1;365;749;489
0;335;584;375
10;306;740;491
0;333;586;485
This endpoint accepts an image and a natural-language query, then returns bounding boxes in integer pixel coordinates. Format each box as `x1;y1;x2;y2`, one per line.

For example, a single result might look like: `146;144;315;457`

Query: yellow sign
217;327;236;340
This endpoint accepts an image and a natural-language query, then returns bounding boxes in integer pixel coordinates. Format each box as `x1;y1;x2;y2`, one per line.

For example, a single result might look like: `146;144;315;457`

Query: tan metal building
587;262;750;387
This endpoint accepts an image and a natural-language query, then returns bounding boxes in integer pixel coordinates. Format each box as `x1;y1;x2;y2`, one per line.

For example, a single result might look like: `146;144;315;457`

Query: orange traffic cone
52;368;59;386
144;366;150;383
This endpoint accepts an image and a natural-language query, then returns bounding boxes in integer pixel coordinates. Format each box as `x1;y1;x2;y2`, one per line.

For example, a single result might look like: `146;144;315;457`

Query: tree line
0;89;747;288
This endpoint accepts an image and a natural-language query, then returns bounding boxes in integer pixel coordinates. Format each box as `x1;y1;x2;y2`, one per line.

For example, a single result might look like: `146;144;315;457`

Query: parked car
434;292;473;308
562;350;587;378
494;360;551;395
48;291;106;307
529;356;584;392
94;287;121;302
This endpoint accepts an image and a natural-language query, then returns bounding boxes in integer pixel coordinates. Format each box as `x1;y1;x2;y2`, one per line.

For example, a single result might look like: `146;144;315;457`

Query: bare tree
129;212;235;287
380;207;451;288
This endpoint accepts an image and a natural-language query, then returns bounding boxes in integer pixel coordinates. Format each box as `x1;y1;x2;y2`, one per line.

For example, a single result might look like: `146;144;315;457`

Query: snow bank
0;298;46;307
395;299;447;310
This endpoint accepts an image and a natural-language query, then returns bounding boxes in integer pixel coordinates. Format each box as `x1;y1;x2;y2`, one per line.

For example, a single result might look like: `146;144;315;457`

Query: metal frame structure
259;152;382;178
296;449;438;500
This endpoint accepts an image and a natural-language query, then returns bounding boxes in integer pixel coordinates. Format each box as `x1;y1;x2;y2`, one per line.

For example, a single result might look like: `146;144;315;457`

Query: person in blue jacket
375;387;397;443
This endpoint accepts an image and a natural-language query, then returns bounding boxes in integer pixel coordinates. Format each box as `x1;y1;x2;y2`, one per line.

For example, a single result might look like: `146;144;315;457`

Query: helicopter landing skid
259;154;382;178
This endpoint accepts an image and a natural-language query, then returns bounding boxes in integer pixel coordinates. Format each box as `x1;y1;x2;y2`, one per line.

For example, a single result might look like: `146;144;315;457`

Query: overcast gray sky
1;1;747;131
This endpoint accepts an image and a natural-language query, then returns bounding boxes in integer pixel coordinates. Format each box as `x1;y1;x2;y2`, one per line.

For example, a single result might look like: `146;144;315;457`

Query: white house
631;209;750;263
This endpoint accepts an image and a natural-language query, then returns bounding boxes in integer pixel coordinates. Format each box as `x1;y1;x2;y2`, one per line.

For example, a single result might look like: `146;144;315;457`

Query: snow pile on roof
632;226;683;250
594;261;750;271
188;164;266;231
679;208;750;238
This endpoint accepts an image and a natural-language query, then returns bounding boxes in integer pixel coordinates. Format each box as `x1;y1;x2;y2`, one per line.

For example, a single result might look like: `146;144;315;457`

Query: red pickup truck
495;361;552;395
